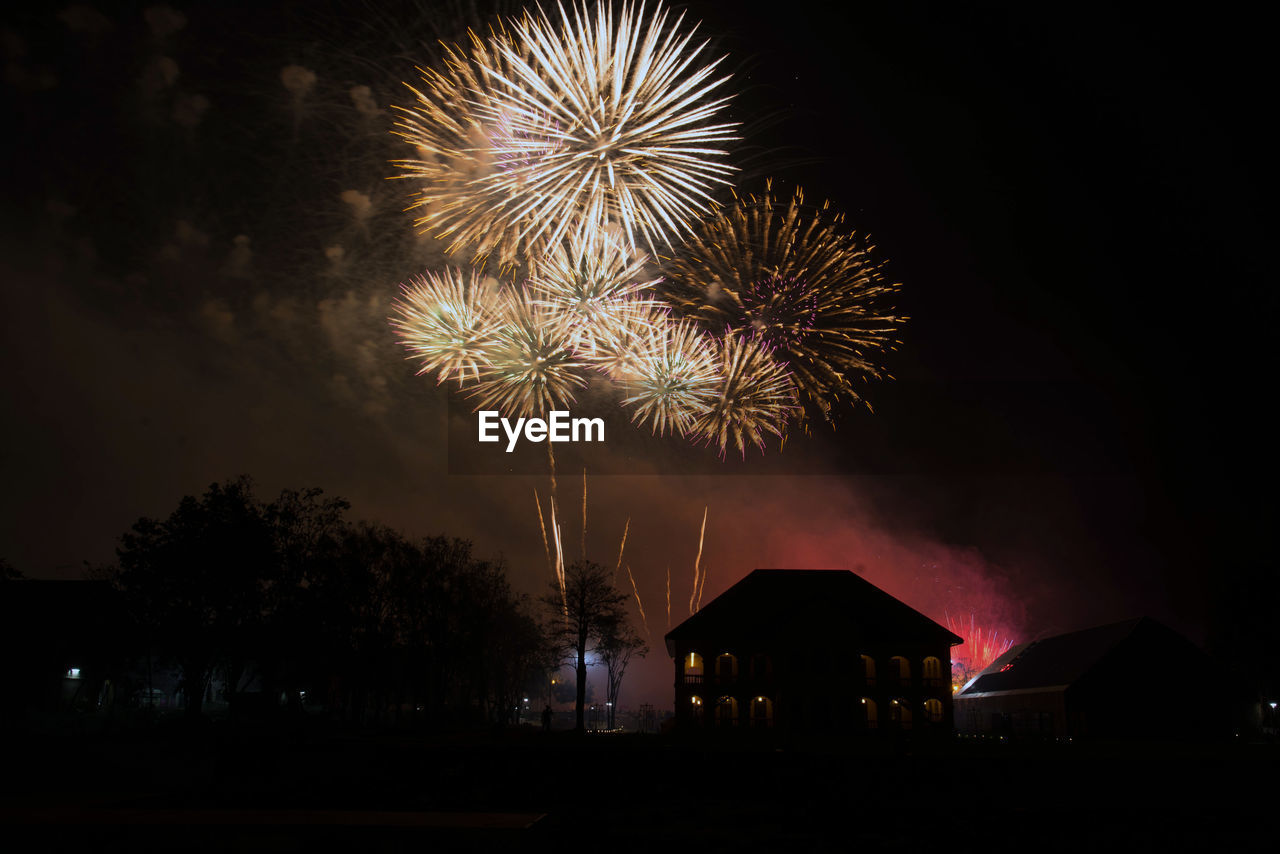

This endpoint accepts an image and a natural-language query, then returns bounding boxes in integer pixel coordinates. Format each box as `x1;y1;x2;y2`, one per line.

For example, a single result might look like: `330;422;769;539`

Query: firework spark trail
624;563;650;641
690;506;707;613
392;0;740;262
661;183;904;421
550;498;567;617
614;517;630;587
534;489;552;578
547;443;557;506
581;467;587;561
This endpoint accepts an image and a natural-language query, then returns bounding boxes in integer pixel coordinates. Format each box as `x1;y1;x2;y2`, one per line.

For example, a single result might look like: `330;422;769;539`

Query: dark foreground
2;721;1275;852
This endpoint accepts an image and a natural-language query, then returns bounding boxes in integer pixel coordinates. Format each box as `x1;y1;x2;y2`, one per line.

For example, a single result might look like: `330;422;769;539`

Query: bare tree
597;622;647;730
541;560;629;735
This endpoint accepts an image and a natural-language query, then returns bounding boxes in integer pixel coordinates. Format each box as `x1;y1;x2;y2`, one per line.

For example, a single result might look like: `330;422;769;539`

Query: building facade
665;569;962;735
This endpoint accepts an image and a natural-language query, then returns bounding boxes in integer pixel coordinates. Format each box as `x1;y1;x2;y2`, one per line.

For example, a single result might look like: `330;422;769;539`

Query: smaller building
664;569;962;736
955;617;1233;740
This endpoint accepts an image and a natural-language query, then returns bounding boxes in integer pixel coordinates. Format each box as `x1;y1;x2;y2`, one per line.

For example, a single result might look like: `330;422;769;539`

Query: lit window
66;668;81;679
750;696;773;726
924;698;944;723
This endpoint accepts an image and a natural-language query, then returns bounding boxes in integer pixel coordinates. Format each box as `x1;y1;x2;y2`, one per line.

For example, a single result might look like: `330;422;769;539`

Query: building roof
956;617;1188;698
664;569;962;657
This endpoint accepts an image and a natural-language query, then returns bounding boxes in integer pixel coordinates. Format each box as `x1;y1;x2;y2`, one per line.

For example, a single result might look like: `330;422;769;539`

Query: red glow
946;613;1015;688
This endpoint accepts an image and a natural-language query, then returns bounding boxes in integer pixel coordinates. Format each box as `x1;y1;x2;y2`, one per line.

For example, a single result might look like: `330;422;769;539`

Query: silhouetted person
542;705;552;732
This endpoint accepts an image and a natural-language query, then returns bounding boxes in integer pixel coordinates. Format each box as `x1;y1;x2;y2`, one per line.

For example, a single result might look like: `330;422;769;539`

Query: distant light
523;697;529;703
860;698;866;704
1270;702;1277;710
66;668;81;679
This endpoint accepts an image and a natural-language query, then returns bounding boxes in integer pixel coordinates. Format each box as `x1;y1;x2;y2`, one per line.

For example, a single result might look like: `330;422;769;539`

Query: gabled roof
957;617;1171;697
664;569;962;656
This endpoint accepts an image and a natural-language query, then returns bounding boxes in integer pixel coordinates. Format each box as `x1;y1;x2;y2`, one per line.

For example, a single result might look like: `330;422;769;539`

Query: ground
2;719;1274;852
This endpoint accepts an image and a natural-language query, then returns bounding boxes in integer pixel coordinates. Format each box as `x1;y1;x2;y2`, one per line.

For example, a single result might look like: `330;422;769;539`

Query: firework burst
392;0;738;263
694;331;798;456
529;230;664;356
661;184;904;419
615;318;719;436
390;267;506;385
468;287;591;418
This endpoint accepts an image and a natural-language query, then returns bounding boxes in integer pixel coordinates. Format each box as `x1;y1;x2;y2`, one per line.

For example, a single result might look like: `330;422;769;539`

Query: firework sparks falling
392;0;739;262
694;332;798;456
390;267;505;385
661;184;904;419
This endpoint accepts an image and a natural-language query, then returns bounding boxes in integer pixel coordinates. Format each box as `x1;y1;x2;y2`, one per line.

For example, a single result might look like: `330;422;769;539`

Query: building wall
672;637;955;735
955;690;1069;738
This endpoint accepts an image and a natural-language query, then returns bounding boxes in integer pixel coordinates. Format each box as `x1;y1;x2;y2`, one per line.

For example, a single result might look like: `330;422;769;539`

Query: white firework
393;0;738;262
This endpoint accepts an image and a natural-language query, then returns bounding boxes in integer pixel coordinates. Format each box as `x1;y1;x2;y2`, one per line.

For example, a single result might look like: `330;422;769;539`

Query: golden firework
661;184;904;419
390;267;505;385
694;332;798;456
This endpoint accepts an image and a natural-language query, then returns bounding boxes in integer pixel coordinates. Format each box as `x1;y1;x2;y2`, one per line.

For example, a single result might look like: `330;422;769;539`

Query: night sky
2;1;1271;704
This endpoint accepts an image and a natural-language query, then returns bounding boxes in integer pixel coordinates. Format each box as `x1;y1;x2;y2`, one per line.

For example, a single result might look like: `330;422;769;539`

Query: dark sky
1;1;1271;704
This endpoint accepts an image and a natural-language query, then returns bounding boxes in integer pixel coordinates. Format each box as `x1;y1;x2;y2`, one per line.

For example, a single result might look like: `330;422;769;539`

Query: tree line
50;476;646;732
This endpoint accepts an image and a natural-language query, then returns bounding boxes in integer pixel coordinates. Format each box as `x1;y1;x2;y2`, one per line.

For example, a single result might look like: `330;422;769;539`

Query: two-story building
665;569;963;735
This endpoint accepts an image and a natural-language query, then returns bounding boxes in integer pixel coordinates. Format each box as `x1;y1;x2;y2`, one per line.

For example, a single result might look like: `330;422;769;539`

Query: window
861;697;878;729
689;695;704;722
750;696;773;727
715;696;739;727
889;656;911;684
683;652;704;683
923;698;944;723
922;656;944;687
889;697;912;729
716;653;738;682
861;655;876;686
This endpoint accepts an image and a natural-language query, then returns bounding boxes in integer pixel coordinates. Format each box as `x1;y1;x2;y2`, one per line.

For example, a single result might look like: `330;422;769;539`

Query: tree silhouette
0;557;22;581
597;622;648;730
111;476;275;719
541;560;630;734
